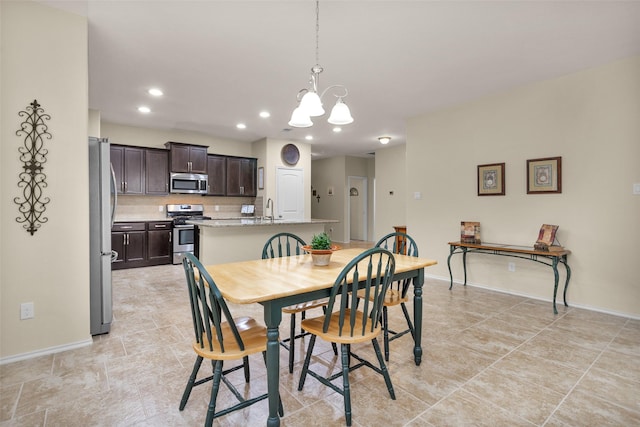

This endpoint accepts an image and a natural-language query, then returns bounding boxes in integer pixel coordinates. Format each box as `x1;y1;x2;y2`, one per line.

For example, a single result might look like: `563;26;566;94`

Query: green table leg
413;268;424;365
263;301;282;427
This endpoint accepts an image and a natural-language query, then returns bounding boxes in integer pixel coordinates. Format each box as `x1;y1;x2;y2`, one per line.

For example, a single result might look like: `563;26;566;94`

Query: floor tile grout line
541;318;632;426
419;303;575;425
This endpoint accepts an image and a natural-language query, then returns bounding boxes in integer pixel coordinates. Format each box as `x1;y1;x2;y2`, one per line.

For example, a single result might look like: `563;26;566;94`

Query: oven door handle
173;224;195;229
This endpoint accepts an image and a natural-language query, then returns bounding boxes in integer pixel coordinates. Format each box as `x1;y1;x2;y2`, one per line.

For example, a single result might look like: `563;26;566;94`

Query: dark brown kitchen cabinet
110;145;145;195
111;222;147;269
165;142;208;174
207;154;227;196
147;221;172;265
226;157;256;196
145;148;169;195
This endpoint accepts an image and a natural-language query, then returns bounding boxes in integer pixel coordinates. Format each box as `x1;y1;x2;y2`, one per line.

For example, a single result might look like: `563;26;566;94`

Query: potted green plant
303;232;340;266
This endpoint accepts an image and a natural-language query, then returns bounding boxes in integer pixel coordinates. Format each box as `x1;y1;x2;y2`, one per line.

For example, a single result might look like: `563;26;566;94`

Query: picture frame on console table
527;156;562;194
477;162;505;196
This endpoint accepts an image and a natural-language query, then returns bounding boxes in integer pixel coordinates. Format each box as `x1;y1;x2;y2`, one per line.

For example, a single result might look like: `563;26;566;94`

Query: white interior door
348;176;367;241
276;168;304;220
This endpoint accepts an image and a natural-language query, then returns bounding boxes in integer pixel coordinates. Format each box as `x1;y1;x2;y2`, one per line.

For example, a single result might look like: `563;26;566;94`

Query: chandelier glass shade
288;1;353;128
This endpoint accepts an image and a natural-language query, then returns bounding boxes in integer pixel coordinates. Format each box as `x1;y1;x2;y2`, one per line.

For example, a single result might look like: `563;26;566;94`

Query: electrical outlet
215;205;220;211
20;302;34;319
158;205;163;212
329;227;333;233
508;262;516;272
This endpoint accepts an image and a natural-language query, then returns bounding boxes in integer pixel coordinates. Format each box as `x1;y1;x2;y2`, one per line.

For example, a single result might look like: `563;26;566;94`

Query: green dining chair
358;231;419;361
298;247;396;426
179;253;283;425
262;232;333;373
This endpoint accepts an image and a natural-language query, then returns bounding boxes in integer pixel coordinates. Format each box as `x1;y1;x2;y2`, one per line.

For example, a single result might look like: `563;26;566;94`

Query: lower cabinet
112;221;172;270
147;221;172;266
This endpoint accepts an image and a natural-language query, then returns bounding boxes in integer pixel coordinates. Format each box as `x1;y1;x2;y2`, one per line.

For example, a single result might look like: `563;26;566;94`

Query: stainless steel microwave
170;172;208;194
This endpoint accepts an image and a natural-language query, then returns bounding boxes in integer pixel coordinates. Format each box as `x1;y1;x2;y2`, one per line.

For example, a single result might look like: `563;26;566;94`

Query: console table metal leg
562;258;572;307
462;248;468;286
447;247;455;290
552;258;560;315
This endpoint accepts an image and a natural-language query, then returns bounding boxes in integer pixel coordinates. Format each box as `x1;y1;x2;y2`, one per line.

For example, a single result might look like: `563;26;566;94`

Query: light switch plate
634;183;640;195
414;191;422;200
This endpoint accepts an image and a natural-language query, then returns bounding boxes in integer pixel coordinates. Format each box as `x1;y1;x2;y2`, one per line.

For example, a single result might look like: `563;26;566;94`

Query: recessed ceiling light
259;111;270;118
137;106;151;114
332;127;342;133
305;135;313;141
236;123;247;129
148;88;163;97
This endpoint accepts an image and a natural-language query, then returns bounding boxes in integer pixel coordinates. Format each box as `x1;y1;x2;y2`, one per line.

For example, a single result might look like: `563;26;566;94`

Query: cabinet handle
126;234;129;245
124;181;127;192
121;226;133;229
123;234;126;246
169;232;172;243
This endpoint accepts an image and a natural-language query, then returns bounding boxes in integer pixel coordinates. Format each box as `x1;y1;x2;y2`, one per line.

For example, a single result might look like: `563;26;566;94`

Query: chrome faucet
265;198;274;222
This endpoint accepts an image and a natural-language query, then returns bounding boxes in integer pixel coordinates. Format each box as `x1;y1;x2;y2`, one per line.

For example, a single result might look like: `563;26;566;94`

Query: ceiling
42;1;640;158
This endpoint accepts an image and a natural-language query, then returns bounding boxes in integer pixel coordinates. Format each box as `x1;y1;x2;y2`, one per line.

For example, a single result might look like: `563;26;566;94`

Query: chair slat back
182;253;245;353
375;232;419;298
375;232;418;257
323;248;396;336
262;232;307;259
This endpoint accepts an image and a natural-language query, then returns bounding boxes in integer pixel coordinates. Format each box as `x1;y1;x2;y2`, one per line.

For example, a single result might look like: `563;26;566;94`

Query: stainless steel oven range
166;204;210;265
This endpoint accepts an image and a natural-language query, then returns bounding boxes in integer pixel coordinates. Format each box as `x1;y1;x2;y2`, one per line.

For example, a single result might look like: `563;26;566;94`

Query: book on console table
534;224;559;251
460;221;481;243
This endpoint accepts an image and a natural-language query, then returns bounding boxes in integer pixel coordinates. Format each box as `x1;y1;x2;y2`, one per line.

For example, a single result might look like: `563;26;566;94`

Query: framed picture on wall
527;156;562;194
477;162;505;196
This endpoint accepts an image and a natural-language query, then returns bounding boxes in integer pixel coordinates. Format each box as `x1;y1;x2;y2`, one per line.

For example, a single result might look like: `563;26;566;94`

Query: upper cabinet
110;145;145;195
207;154;227;196
145;148;169;195
226;157;256;197
165;142;208;174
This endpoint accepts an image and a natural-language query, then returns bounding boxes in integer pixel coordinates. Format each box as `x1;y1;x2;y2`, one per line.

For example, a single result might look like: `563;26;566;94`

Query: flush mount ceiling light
137;106;151;114
148;88;163;97
288;1;353;128
378;136;391;145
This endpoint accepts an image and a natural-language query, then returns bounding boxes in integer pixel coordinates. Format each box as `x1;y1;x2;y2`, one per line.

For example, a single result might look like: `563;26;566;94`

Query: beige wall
311;157;346;242
405;56;640;317
254;138;312;220
1;1;90;359
311;156;375;243
374;145;407;240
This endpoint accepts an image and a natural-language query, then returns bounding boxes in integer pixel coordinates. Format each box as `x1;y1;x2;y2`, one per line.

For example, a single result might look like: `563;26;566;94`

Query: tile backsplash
114;195;261;221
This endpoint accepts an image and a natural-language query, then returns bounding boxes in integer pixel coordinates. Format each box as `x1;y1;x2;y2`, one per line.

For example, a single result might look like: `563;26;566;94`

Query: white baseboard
425;273;640;321
0;338;93;365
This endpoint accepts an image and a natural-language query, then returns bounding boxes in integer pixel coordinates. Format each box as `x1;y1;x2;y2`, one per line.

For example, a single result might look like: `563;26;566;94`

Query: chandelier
288;1;353;128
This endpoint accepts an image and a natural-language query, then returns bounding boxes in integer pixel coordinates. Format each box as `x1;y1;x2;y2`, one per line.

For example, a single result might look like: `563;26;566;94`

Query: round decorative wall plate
281;143;300;166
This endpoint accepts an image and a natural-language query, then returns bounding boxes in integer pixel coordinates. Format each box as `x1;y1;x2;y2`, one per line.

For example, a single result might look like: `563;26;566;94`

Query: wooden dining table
204;247;437;427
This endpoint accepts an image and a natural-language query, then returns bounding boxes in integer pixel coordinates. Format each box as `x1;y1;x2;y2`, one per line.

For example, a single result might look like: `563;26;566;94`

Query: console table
447;241;571;314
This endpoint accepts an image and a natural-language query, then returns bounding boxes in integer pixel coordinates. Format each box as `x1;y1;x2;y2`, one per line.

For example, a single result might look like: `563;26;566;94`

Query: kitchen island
188;218;339;264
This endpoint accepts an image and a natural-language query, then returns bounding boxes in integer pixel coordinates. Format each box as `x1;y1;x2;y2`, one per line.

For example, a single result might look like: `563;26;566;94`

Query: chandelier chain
315;0;320;66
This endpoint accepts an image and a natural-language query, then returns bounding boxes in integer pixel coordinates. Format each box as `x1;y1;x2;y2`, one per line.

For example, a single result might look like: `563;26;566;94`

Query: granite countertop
114;217;171;223
187;218;339;228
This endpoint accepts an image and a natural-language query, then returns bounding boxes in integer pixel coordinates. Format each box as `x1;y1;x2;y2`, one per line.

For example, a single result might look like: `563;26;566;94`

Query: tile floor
1;247;639;426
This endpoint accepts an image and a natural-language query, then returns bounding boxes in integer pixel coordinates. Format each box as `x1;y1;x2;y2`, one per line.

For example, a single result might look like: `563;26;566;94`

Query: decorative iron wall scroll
14;99;52;235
